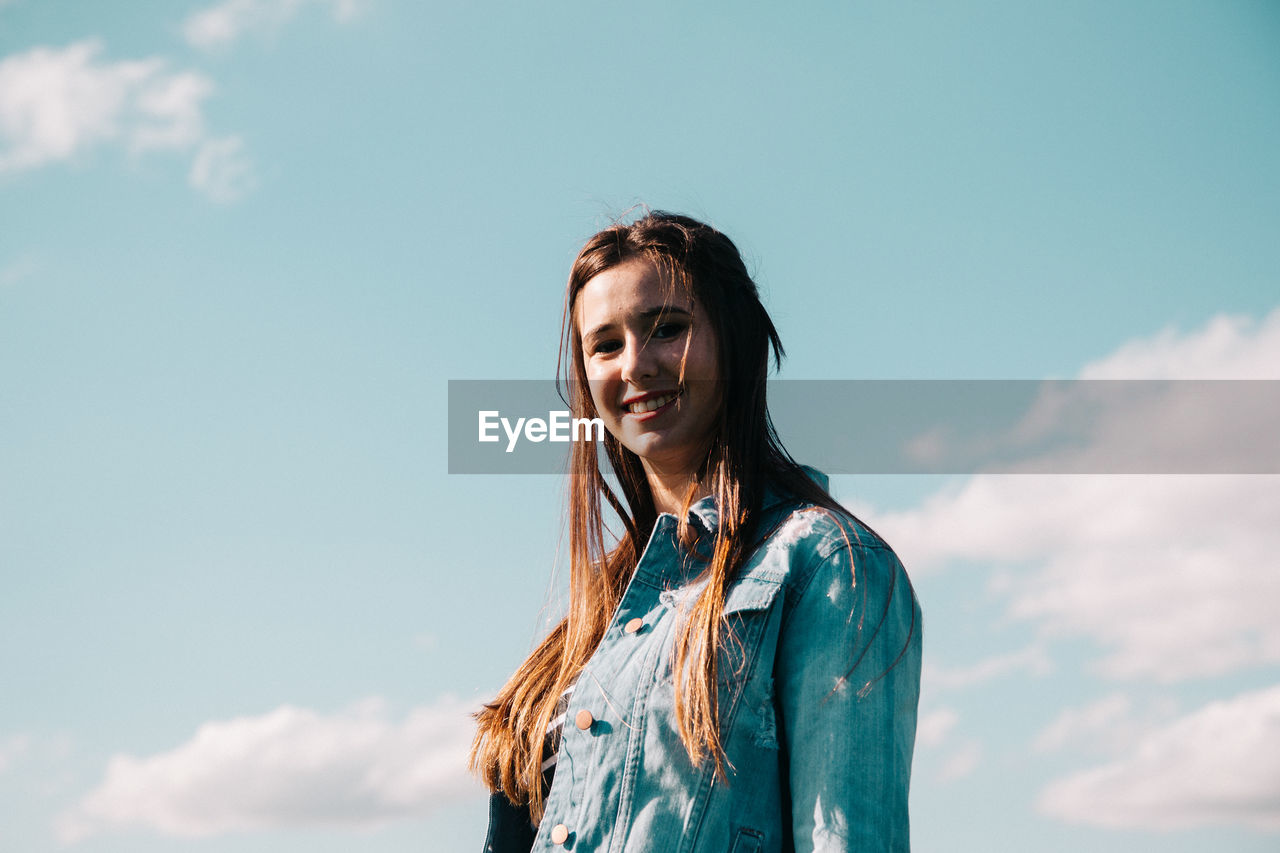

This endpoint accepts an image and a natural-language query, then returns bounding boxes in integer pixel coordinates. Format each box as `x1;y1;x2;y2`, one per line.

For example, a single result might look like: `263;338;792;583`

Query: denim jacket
484;469;922;853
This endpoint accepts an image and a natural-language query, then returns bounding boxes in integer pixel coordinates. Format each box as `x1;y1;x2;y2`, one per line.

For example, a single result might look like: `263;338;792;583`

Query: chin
622;437;668;460
628;438;698;467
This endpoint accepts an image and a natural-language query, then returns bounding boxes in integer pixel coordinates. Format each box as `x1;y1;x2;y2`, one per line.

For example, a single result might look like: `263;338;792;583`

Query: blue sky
2;1;1279;851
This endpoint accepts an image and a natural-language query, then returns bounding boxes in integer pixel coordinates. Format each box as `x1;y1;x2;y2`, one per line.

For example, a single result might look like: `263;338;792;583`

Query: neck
642;461;712;516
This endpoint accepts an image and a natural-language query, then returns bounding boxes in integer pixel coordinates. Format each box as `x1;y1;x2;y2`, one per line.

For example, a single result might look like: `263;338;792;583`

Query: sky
2;1;1279;851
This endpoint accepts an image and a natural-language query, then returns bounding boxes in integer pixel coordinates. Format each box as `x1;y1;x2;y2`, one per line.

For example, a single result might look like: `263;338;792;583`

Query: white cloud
56;696;481;843
0;733;31;774
916;708;958;749
129;70;214;152
925;644;1053;691
0;41;208;170
886;474;1280;682
877;308;1280;682
1034;694;1132;754
1079;308;1280;380
886;307;1280;476
994;378;1277;475
0;40;248;200
937;740;982;782
1038;684;1280;831
1030;306;1280;472
189;134;254;202
0;733;74;799
1032;693;1181;756
184;0;366;50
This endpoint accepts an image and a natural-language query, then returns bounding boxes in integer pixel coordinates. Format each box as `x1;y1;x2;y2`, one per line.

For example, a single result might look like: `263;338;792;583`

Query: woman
472;212;922;852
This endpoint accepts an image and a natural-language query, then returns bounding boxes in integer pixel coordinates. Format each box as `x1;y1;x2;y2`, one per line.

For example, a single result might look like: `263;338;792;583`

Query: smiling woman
575;257;722;514
470;212;923;853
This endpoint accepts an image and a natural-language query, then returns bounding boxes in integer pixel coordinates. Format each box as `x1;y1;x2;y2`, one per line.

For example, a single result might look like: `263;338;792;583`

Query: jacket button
574;709;594;730
550;823;569;845
624;617;644;634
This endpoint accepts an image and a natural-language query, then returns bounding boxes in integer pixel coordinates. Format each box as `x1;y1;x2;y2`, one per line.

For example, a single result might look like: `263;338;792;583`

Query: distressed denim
487;469;922;853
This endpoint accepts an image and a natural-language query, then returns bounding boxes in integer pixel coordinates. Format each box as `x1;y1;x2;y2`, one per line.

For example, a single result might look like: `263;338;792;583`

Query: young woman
472;212;922;852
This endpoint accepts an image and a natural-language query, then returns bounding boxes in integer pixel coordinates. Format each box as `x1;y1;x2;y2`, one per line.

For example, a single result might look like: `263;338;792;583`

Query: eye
652;321;686;340
590;339;622;355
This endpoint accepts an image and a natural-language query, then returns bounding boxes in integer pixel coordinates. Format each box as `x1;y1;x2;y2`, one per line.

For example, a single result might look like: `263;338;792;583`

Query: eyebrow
583;305;693;343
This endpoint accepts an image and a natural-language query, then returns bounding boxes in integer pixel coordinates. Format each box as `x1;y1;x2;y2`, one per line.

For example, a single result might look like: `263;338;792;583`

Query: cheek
689;330;720;379
583;367;615;415
589;388;609;418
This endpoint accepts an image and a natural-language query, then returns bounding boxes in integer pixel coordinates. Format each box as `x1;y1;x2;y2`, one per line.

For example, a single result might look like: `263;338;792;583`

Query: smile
625;391;680;415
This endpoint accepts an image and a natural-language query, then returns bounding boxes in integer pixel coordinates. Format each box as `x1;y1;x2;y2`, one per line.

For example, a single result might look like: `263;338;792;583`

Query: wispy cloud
0;40;249;200
916;707;959;749
1038;684;1280;831
0;733;31;774
56;696;480;843
189;134;254;202
937;740;982;782
1033;694;1133;755
183;0;365;50
1033;693;1180;756
925;645;1053;691
0;41;209;169
0;253;40;289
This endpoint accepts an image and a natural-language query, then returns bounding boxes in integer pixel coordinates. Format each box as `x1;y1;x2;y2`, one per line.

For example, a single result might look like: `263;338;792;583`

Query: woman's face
576;258;721;480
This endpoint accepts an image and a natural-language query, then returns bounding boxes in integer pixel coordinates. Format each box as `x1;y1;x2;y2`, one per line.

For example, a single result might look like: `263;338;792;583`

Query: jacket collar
684;465;829;535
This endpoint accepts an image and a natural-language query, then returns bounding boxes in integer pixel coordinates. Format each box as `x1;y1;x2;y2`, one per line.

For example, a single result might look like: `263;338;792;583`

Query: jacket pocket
655;579;782;691
719;578;783;682
730;827;765;853
716;579;784;746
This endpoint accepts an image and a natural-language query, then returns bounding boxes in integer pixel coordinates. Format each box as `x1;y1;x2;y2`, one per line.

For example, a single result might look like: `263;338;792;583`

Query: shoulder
748;500;905;608
765;506;922;682
766;502;894;560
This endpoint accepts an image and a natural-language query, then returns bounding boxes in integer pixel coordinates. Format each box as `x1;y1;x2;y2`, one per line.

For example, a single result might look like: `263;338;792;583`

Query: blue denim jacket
485;469;922;852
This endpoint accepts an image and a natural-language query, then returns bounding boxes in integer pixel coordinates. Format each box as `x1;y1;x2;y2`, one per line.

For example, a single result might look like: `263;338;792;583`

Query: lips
623;390;680;415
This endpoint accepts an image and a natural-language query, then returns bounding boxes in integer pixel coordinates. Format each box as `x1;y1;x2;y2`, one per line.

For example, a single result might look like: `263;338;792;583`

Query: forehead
575;258;693;331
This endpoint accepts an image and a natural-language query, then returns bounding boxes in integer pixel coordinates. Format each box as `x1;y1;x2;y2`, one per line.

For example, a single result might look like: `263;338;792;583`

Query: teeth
627;392;678;414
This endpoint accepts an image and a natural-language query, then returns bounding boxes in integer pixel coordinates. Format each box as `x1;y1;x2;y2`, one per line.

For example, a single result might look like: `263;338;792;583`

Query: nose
619;334;658;385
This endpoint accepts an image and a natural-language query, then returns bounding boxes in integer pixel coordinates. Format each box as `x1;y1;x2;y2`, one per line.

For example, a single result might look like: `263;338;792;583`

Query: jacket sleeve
773;540;922;853
481;790;535;853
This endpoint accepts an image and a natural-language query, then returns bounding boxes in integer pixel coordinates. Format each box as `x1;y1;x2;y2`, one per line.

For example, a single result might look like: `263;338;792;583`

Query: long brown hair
470;211;868;821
